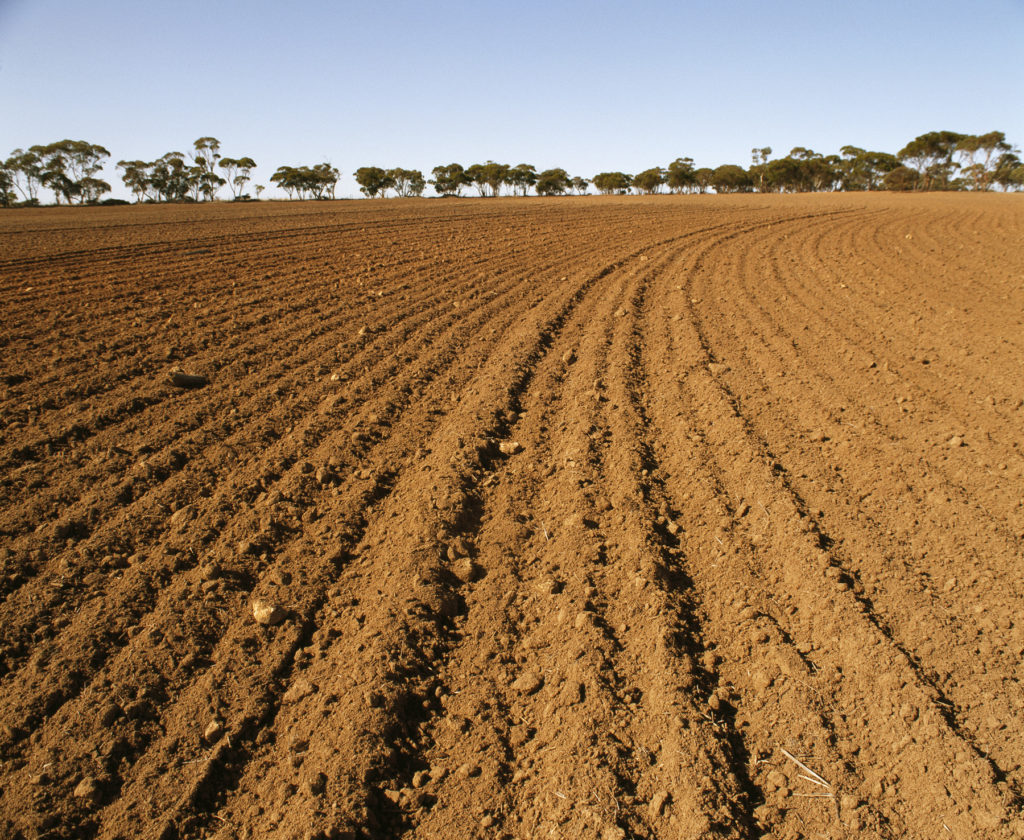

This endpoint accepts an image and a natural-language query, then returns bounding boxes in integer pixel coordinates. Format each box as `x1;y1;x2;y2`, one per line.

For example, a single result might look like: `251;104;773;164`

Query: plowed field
1;194;1023;840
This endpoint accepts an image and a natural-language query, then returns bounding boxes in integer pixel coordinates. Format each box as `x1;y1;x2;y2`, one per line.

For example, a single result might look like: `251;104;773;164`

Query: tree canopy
3;127;1022;207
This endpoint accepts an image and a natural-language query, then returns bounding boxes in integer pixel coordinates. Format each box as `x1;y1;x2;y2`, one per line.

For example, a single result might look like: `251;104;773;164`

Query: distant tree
632;167;666;194
219;156;257;198
255;184;265;199
481;161;510;196
838;146;899;191
464;163;488;196
710;164;752;193
5;148;43;202
750;147;772;192
274;164;339;199
0;163;14;207
666;157;696;193
31;140;111;203
693;168;714;193
151;152;191;201
569;176;590;195
354;166;392;198
32;140;111;204
883;165;921;191
117;159;152;202
189;137;224;200
430;163;469;196
898;131;964;190
535;168;570;196
312;163;341;198
956;131;1011;191
592;172;632;194
993;150;1023;191
506;163;537;196
387;168;426;197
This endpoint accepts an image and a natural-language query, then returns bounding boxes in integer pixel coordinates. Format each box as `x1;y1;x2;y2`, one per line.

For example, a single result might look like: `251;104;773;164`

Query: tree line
2;130;1022;207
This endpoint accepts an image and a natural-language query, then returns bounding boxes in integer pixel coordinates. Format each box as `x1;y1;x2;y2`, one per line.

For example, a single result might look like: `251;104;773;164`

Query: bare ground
1;193;1023;840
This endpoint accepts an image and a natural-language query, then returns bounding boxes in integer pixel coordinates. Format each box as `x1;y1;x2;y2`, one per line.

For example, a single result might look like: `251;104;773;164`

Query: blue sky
1;0;1022;199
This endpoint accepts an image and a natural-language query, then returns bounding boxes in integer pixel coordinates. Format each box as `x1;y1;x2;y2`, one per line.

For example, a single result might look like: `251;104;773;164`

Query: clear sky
1;0;1022;199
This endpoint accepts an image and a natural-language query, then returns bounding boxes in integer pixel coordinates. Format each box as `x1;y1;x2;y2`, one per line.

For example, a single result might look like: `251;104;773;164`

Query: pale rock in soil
499;440;523;455
204;719;224;743
252;599;285;625
73;776;101;804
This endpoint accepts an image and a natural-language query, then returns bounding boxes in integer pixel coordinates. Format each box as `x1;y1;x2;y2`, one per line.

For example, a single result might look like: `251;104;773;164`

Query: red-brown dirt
1;194;1022;840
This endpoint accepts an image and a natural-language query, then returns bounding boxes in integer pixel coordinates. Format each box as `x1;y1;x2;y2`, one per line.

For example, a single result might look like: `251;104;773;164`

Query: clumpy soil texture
1;194;1023;840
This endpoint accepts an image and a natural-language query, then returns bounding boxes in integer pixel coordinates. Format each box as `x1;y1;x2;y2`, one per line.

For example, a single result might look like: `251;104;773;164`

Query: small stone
252;600;285;626
365;690;385;708
480;815;495;828
561;349;576;365
237;540;254;556
648;790;670;817
498;440;522;455
456;763;481;778
412;770;430;788
948;435;965;447
168;369;208;389
708;362;728;376
615;308;627;318
512;670;544;695
73;776;101;803
455;558;483;582
601;826;626;840
204;719;224;743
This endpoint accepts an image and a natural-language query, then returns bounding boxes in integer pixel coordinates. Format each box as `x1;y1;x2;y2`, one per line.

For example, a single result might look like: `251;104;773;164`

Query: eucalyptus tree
4;148;43;202
466;161;509;196
693;168;714;193
898;131;964;190
0;164;13;206
955;131;1011;190
354;166;392;197
569;176;590;195
387;168;426;197
666;157;696;193
430;163;469;196
219;156;257;198
33;140;111;203
838;146;899;190
710;164;752;193
632;167;666;194
750;147;772;192
592;172;632;194
506;163;537;196
535;168;570;196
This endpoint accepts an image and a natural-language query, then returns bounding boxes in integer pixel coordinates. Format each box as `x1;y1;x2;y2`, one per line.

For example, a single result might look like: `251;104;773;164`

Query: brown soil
1;194;1023;840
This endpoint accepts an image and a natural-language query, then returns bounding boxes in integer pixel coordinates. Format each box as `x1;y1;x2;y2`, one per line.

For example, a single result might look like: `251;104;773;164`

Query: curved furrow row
645;213;1020;838
0;226;651;835
688;205;1024;788
0;255;532;737
0;221;534;471
397;237;753;840
157;240;641;840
